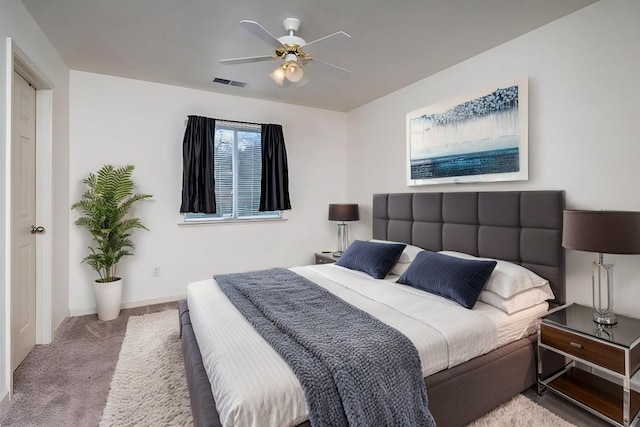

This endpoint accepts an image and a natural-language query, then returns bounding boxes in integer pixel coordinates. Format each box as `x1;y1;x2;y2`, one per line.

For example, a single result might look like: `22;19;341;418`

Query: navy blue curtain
179;116;217;213
260;124;292;211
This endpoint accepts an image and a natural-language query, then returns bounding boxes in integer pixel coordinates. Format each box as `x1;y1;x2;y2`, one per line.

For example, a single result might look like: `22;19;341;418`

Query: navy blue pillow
396;251;497;308
336;240;406;279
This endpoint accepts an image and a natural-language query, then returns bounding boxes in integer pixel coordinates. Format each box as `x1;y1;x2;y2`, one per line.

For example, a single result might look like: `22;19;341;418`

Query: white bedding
186;264;547;427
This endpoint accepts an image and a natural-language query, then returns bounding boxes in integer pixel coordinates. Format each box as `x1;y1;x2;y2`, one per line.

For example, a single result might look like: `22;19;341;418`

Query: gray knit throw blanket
215;268;435;427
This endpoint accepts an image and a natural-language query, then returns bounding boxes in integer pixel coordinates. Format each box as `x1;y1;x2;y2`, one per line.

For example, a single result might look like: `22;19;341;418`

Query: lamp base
332;251;344;258
591;256;617;326
336;223;349;254
593;311;617;325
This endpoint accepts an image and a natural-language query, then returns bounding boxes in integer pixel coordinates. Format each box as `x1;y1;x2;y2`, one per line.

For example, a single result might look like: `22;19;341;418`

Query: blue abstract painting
406;79;528;185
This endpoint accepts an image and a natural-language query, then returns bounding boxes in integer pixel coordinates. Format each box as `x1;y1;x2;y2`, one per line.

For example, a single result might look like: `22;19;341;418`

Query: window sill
178;217;288;226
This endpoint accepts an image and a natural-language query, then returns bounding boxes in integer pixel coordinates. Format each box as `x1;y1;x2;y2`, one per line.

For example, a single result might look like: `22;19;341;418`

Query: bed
179;190;565;427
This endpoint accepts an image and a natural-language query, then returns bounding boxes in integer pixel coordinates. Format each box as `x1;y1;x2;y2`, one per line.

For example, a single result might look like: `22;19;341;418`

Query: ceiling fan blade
239;20;284;49
309;58;353;80
219;55;275;65
302;31;351;51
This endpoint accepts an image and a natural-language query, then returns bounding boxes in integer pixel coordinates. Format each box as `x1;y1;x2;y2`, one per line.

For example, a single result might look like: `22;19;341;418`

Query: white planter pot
94;278;123;321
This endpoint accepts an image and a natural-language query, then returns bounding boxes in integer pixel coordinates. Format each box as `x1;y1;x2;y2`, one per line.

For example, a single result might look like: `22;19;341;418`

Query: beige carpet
99;310;192;426
100;309;575;427
468;394;576;426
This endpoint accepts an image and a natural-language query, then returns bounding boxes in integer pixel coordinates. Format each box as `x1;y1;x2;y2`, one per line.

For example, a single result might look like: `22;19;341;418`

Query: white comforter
186;264;546;427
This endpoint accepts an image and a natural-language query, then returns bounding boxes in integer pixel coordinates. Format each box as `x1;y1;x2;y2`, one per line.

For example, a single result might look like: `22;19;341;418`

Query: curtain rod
186;115;263;126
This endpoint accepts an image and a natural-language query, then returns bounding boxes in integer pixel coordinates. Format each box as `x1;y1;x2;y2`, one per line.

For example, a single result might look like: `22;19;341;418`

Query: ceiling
21;0;596;112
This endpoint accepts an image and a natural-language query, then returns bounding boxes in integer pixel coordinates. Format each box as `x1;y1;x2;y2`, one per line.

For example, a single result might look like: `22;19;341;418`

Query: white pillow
478;285;555;314
438;251;551;299
369;239;424;263
390;261;411;276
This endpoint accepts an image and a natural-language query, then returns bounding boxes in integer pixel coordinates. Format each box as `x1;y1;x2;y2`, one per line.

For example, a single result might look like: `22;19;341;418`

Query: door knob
30;225;45;234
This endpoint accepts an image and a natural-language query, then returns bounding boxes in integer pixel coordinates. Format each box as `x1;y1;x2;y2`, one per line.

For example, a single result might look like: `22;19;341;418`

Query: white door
11;70;37;371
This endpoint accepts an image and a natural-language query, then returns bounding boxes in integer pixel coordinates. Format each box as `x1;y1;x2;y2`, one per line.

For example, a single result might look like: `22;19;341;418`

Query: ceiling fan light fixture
269;66;286;86
285;59;304;82
283;53;298;62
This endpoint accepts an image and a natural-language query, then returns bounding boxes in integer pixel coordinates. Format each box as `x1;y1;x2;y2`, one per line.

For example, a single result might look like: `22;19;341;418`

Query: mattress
186;264;547;427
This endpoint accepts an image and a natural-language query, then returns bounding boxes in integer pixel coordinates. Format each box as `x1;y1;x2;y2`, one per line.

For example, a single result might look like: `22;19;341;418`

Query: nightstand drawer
315;253;338;264
541;323;625;374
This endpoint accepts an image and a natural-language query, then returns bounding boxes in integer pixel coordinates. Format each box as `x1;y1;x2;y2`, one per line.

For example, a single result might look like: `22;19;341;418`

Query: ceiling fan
219;18;352;87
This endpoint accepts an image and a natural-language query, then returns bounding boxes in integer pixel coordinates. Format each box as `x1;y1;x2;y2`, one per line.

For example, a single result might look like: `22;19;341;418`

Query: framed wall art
406;78;528;186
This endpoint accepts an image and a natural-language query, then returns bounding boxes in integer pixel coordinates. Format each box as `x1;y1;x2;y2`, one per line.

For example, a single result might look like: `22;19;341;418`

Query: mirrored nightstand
538;303;640;426
314;252;340;265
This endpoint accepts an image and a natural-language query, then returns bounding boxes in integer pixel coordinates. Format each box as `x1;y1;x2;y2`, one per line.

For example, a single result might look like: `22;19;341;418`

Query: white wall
68;71;347;313
346;0;640;318
0;0;69;405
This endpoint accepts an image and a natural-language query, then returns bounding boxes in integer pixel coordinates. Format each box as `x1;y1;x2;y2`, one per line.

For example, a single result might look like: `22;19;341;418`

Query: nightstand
538;303;640;426
314;252;340;265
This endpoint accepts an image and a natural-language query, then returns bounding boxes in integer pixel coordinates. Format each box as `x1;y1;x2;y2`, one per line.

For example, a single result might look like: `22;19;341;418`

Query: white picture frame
406;78;528;186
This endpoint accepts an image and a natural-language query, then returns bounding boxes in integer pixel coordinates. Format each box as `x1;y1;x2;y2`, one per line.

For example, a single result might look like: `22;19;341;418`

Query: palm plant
71;165;153;283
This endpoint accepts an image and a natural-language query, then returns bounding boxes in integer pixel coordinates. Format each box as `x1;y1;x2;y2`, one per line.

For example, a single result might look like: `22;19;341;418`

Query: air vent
213;77;247;88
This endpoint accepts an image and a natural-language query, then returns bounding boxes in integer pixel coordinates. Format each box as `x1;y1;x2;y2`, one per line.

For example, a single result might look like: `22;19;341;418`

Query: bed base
179;299;537;427
180;300;220;427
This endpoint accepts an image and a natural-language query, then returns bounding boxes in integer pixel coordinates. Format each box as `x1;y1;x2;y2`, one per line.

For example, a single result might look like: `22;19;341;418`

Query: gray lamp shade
328;204;359;222
562;210;640;254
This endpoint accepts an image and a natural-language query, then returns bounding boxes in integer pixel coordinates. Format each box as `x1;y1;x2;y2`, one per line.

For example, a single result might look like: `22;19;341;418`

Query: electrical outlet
152;267;161;277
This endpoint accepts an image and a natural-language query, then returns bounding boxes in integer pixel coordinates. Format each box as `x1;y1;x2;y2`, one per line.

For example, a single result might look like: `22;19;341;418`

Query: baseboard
68;294;186;317
0;388;9;411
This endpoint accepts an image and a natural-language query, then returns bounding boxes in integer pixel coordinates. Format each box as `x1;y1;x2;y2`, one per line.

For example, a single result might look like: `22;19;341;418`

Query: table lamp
328;204;359;257
562;210;640;325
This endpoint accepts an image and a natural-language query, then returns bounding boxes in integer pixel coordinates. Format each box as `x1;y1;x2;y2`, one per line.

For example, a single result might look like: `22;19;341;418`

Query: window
185;121;281;222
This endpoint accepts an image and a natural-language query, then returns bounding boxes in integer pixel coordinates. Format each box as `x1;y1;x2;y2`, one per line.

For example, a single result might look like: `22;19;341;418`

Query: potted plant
71;164;153;321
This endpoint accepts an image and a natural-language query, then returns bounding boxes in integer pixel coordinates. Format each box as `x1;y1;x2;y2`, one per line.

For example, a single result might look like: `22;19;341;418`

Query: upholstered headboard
372;191;565;304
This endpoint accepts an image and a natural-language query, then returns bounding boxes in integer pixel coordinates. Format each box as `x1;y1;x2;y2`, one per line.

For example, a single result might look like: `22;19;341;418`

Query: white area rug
468;394;576;426
99;309;575;427
99;310;193;426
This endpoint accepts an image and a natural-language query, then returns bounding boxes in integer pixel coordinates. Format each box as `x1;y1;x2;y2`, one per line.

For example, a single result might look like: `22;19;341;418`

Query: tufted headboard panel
372;191;565;304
